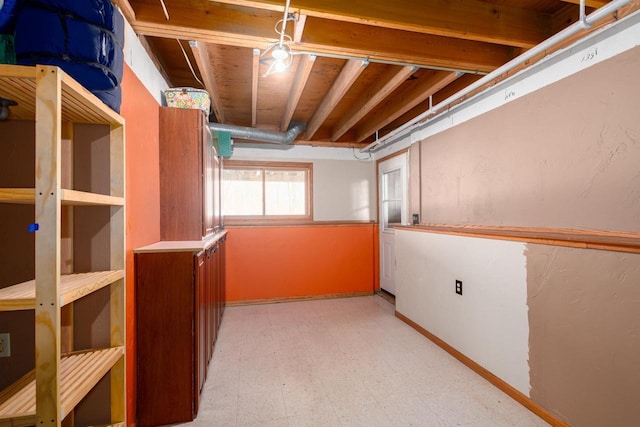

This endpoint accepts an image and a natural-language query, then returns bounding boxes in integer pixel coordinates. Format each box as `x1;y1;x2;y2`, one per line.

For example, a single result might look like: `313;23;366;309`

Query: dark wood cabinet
159;107;221;241
196;251;207;408
135;235;227;427
134;250;196;426
137;107;226;426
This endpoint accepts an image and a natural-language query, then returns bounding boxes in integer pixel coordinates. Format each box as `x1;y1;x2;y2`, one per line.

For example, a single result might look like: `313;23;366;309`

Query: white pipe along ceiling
362;0;635;153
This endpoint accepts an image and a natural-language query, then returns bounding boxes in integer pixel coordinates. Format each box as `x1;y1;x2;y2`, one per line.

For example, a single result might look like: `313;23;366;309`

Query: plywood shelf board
61;189;125;206
0;64;124;125
0;270;124;311
0;348;124;423
0;188;34;204
0;188;125;206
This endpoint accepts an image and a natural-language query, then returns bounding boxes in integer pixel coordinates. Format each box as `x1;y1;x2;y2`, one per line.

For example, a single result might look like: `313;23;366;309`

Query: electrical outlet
455;280;463;295
0;333;10;357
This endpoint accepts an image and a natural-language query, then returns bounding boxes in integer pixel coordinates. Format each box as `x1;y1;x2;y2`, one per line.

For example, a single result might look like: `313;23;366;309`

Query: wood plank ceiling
120;0;617;147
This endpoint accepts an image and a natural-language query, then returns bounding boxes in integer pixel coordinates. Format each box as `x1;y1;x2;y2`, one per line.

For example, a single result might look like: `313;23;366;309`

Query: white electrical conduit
279;0;292;47
361;0;634;153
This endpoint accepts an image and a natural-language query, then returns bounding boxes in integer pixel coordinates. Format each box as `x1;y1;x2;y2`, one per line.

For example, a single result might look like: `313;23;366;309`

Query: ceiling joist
211;0;552;48
127;0;620;147
190;41;225;123
304;59;368;140
331;65;417;142
251;49;260;127
131;1;520;73
355;70;460;142
280;54;316;132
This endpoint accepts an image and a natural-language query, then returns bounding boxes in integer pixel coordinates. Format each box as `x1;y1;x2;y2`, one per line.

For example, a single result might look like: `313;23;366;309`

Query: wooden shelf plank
0;188;34;204
0;64;124;125
0;271;124;311
0;188;124;206
61;189;125;206
0;348;124;424
395;224;640;254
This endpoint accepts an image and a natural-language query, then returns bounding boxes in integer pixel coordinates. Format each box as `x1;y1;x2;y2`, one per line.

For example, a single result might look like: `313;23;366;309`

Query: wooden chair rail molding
394;224;640;254
226;220;376;228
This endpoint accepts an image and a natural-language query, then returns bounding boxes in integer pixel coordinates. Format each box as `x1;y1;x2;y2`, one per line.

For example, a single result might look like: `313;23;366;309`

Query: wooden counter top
394;224;640;254
134;230;228;253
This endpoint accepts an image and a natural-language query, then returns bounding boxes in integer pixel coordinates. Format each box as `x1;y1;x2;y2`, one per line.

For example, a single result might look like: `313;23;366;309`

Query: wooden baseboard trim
226;291;374;306
395;311;569;427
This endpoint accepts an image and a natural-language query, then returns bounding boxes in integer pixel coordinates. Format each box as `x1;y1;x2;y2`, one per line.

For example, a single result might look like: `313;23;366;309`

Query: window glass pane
383;169;401;200
265;169;306;215
222;168;263;215
385;200;401;226
382;169;402;229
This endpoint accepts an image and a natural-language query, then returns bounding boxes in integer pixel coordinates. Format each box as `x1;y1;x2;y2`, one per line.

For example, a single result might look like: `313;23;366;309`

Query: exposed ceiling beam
252;49;260;127
133;18;515;74
190;41;225;123
211;0;551;48
299;17;514;74
355;70;459;142
131;0;519;73
133;21;273;49
331;65;416;141
293;14;307;43
304;59;368;140
280;54;316;132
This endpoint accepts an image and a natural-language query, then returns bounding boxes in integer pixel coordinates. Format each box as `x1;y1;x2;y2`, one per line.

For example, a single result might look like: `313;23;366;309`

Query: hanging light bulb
273;58;289;73
272;44;289;61
261;0;294;76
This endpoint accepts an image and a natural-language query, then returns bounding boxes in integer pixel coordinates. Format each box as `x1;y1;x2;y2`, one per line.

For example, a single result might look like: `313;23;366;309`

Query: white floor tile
190;295;549;427
236;390;287;426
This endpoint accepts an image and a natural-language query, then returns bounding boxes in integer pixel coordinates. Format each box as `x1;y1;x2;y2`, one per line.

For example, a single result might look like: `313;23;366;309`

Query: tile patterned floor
179;295;549;427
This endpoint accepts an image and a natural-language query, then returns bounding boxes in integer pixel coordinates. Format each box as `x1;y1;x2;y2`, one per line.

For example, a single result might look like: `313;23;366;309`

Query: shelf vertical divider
109;121;126;423
34;65;63;425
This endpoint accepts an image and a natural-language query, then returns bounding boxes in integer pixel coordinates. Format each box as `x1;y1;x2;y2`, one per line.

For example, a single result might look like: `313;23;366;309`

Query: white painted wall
395;229;530;396
122;13;169;104
230;147;376;221
313;159;375;221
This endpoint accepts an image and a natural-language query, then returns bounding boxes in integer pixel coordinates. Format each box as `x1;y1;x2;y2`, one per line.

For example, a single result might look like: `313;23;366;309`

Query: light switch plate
0;333;10;357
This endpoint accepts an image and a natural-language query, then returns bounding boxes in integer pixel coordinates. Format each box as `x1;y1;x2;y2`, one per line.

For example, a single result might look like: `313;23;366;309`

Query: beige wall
0;121;35;390
527;244;640;427
417;46;640;232
403;46;640;425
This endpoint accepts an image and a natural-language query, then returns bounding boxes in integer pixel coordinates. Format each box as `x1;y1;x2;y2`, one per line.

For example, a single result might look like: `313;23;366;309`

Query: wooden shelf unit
0;347;124;425
0;65;126;426
0;270;125;312
0;188;125;206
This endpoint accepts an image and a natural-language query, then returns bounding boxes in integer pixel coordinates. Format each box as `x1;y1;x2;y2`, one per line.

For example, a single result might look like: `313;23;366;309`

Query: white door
379;153;408;295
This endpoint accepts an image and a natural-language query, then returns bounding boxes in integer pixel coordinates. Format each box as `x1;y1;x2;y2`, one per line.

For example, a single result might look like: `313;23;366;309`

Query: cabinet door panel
206;247;215;362
159;107;206;241
136;252;196;426
196;253;207;404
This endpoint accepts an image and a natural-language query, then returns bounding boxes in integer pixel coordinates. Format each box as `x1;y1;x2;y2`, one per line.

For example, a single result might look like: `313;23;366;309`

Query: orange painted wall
226;225;377;301
120;64;161;425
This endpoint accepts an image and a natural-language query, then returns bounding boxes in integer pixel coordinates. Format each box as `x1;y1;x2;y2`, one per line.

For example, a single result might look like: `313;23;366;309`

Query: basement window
222;160;313;224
